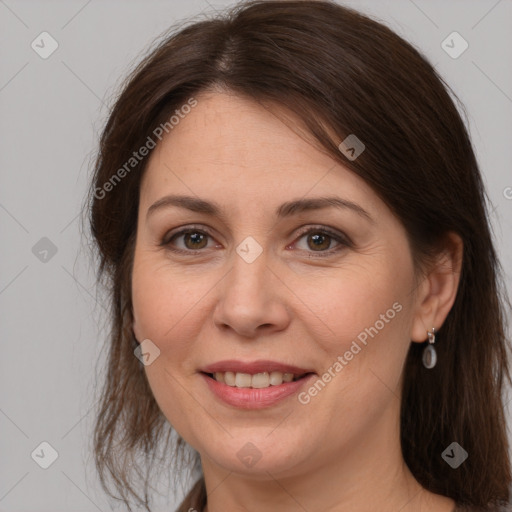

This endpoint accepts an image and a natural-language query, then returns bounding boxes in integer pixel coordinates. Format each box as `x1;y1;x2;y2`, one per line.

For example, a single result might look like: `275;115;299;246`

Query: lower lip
201;373;315;409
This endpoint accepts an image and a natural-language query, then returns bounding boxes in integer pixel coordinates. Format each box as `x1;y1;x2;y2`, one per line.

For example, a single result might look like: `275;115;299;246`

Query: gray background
1;0;511;510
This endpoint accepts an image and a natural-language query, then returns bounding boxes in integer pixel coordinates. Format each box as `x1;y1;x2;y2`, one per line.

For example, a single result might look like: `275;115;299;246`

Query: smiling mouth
202;371;314;389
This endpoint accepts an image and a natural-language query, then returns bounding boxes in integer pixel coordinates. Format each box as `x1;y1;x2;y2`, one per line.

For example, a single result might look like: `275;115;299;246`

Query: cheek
300;254;416;404
295;261;415;436
131;251;234;383
132;266;168;344
131;255;204;359
308;262;411;346
131;255;211;438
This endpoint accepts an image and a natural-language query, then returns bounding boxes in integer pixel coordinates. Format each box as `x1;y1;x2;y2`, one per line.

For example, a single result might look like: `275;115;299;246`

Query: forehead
139;91;381;217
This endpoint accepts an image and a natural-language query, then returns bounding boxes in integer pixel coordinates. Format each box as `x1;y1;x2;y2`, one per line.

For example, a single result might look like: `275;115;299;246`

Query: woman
88;1;511;511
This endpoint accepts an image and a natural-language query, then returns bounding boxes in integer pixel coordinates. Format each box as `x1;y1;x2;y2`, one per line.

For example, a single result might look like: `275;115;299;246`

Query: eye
161;226;219;253
291;226;351;257
161;224;351;257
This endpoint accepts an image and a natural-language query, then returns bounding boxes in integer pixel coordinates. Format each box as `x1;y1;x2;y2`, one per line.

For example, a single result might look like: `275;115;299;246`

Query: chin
196;432;312;478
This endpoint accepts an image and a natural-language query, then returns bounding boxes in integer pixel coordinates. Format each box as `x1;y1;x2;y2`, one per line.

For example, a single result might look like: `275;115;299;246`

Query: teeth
252;372;271;388
224;371;236;386
235;372;252;388
211;371;301;388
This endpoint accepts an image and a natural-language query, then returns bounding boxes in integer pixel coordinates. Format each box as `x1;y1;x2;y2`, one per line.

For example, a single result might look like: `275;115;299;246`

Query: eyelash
161;224;352;258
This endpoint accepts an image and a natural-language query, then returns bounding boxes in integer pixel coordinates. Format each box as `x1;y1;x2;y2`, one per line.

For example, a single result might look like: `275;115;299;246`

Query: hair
87;1;512;510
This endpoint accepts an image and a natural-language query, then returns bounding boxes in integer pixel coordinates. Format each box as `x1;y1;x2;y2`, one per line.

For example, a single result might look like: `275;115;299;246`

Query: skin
131;90;463;512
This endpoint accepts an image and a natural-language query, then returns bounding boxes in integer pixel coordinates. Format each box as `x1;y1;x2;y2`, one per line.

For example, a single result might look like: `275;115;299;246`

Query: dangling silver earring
422;327;437;369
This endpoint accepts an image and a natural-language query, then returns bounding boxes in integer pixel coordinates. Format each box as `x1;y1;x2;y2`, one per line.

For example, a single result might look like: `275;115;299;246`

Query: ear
410;232;463;343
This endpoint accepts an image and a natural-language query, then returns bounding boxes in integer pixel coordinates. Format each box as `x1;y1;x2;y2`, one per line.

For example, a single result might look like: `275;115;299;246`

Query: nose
212;247;291;338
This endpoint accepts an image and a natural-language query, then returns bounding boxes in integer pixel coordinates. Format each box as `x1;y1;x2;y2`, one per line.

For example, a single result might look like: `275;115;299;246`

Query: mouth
199;360;317;409
201;370;313;388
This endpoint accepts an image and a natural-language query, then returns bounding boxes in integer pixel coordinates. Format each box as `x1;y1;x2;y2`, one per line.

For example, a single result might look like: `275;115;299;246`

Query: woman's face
132;91;427;478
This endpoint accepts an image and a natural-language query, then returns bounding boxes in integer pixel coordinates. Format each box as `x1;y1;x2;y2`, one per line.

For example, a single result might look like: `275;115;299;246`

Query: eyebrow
146;194;374;223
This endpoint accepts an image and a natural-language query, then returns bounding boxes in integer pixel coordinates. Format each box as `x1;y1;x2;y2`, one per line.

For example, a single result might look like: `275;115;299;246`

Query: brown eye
182;231;208;250
163;228;215;253
306;232;332;251
292;226;351;257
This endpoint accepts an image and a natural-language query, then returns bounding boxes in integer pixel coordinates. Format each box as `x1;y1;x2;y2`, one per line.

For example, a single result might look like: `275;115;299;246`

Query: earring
422;327;437;369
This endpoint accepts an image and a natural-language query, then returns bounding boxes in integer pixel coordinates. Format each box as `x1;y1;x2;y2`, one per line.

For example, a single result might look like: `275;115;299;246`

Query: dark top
175;478;511;512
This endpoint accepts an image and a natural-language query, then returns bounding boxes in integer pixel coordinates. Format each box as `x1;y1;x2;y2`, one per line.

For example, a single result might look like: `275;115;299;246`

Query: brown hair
87;1;512;510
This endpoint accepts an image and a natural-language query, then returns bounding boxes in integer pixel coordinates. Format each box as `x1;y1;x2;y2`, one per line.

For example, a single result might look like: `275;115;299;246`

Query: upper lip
200;360;315;375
